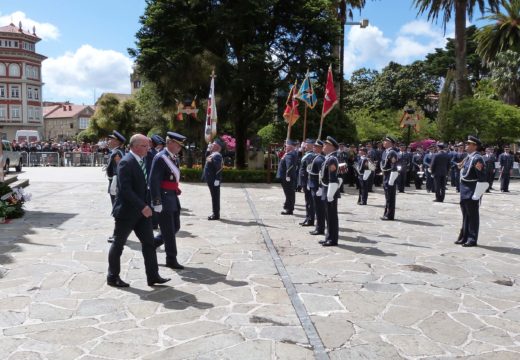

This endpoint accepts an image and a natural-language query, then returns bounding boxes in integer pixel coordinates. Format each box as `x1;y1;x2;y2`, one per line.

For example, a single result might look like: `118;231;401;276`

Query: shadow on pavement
478;245;520;256
120;286;213;310
339;235;378;244
337;243;397;257
180;266;248;287
219;218;276;228
397;219;442;227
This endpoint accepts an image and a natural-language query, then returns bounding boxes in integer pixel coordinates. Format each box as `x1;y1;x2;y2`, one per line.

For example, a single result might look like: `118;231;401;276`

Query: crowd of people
8;139;112;155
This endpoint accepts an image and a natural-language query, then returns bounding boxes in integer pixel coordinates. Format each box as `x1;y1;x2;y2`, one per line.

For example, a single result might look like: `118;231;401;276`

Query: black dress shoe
322;240;338;247
107;236;114;243
309;230;324;235
165;261;184;270
208;214;220;220
147;276;171;286
107;277;129;288
380;216;394;221
462;242;477;247
318;239;327;244
299;220;309;225
301;222;314;227
281;211;293;215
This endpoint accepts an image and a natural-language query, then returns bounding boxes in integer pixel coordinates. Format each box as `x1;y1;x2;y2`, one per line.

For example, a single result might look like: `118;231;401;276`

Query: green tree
437;69;457;140
130;0;343;169
88;94;137;140
490;49;520;105
133;81;170;136
476;0;520;64
349;108;401;143
413;0;501;100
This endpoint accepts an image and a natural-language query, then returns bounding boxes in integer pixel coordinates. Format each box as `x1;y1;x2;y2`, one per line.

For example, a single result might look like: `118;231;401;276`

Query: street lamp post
338;1;368;111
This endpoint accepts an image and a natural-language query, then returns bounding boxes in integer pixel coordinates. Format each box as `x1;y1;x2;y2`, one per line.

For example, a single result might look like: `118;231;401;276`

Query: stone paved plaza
1;167;520;359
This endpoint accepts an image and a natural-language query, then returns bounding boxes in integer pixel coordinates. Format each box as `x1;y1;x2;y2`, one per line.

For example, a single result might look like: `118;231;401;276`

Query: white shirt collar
129;150;142;162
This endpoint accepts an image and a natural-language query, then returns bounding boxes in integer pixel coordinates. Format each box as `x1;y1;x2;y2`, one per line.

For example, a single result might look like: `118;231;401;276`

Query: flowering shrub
220;134;250;151
0;183;31;220
410;139;437;151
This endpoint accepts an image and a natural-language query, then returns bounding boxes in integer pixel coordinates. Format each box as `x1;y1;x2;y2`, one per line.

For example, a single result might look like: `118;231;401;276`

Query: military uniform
356;150;370;205
307;142;326;235
451;148;466;192
499;148;514;192
202;139;224;220
483;149;496;191
299;140;317;226
276;140;298;215
319;137;341;246
381;136;399;220
423;149;434;193
455;136;487;247
430;143;451;202
411;150;424;189
397;146;410;193
149;132;186;269
106;130;126;243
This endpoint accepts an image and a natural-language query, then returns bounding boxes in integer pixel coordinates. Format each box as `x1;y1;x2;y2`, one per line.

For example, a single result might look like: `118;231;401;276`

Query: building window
0;63;5;76
27;87;33;99
28;107;34;119
35;108;41;120
11;106;21;119
34;87;39;100
0;84;5;98
8;63;20;77
10;85;20;98
0;105;6;119
79;117;90;129
133;80;141;89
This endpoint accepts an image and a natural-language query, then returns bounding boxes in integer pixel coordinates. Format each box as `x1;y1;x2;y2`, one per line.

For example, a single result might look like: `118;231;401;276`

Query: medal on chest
170;174;174;181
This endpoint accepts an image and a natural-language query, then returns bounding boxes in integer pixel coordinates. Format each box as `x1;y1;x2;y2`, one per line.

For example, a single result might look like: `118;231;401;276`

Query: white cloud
42;45;133;104
344;20;453;77
0;11;59;40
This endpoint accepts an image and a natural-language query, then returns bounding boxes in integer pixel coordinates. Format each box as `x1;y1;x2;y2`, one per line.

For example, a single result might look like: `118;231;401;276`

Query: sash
161;154;180;182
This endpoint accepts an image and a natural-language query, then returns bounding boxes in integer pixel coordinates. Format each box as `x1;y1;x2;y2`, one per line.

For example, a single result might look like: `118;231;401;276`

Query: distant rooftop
0;22;40;40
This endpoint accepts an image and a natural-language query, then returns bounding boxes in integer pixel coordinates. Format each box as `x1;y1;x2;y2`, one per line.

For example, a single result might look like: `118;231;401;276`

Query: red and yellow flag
283;80;300;126
321;66;338;118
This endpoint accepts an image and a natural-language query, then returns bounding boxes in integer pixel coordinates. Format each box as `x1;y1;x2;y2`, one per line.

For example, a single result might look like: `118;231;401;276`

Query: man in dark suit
455;136;487;247
149;132;186;270
430;142;451;202
276;139;298;215
499;145;514;192
107;134;170;287
202;138;225;220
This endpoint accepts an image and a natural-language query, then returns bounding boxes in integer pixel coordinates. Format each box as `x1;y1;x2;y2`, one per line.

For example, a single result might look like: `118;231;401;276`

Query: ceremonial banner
321;66;338;118
205;72;218;143
283;81;300;126
296;71;317;109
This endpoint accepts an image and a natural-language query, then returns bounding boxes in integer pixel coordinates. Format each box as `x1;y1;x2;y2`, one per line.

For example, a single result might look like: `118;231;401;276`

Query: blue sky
1;1;490;104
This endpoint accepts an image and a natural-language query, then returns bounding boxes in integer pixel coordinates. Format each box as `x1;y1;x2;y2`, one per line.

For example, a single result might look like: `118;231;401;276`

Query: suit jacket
460;152;486;200
430;151;451;177
276;150;298;185
112;152;149;221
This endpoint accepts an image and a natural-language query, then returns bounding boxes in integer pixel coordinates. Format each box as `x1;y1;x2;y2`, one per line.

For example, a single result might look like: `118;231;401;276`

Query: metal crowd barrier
62;152;108;167
28;152;61;167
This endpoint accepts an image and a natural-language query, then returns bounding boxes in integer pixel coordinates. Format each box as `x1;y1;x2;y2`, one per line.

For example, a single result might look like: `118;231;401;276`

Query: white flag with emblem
205;71;218;143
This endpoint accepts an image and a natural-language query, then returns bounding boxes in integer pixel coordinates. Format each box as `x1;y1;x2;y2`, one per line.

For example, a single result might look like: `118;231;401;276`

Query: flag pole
286;105;295;140
303;106;307;141
317;113;324;141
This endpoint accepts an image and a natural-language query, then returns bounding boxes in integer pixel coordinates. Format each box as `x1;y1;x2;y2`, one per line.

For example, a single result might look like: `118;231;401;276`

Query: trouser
413;170;423;189
158;210;180;264
397;170;407;192
434;176;446;202
453;169;461;191
208;183;221;216
357;176;368;204
303;186;314;222
108;215;159;281
383;178;396;219
450;167;457;187
368;172;374;192
324;197;338;244
501;171;510;191
459;198;480;244
486;168;495;189
311;188;325;233
425;171;434;192
281;180;295;211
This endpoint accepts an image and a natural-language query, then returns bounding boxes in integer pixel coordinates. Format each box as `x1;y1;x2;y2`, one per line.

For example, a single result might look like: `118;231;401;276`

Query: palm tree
476;0;520;64
413;0;501;101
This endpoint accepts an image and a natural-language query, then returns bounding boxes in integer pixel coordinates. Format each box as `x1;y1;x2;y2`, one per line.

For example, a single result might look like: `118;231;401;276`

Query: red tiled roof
0;23;39;39
44;105;94;119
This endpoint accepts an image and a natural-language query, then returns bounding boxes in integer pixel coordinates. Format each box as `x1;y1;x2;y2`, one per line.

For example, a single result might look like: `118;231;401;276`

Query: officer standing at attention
308;140;326;236
356;147;370;205
499;145;514;192
455;136;488;247
483;147;496;192
319;136;341;247
396;143;409;193
106;130;126;243
451;143;466;193
423;144;435;193
276;139;298;215
202;138;225;220
149;132;186;270
411;146;424;190
381;136;399;221
146;135;166;174
299;139;316;227
430;142;451;202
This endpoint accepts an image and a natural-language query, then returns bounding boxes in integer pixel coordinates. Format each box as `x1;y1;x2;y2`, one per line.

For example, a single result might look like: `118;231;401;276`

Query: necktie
139;159;147;181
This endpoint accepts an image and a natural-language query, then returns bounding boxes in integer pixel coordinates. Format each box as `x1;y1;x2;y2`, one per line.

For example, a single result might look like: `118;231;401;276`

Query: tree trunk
234;102;247;169
454;0;471;101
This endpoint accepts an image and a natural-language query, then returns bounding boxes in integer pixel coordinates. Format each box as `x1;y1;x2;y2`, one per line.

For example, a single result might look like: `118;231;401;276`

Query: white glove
286;176;291;182
153;205;163;213
307;184;310;191
472;182;489;200
327;183;338;202
363;170;371;181
109;175;117;195
214;180;220;186
389;171;399;186
316;188;323;197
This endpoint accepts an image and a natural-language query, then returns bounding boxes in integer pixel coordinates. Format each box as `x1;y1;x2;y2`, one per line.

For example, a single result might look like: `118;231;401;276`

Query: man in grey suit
430;142;451;202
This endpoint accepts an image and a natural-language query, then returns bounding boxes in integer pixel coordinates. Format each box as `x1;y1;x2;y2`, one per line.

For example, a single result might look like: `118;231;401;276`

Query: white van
2;139;23;174
15;130;40;143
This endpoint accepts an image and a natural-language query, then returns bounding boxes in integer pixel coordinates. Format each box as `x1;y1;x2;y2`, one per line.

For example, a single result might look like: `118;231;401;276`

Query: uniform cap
285;139;297;146
314;140;324;147
108;130;126;143
384;135;397;144
212;138;226;150
466;135;481;147
150;134;165;146
324;136;339;149
166;131;187;145
305;138;315;144
436;142;446;149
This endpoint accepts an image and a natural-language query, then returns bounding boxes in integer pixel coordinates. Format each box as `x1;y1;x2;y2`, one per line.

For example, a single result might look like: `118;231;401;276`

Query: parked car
2;140;23;174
